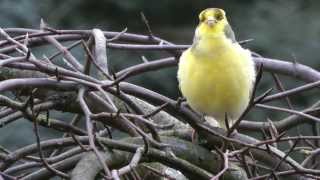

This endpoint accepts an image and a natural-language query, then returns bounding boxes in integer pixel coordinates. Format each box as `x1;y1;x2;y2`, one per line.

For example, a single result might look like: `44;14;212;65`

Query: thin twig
78;88;112;178
116;147;144;176
40;20;84;72
271;73;294;109
140;12;154;39
256;104;320;123
32;111;69;178
211;150;229;180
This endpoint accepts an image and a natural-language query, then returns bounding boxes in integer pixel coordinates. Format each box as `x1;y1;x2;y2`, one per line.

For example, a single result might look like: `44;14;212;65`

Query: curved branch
1;136;247;180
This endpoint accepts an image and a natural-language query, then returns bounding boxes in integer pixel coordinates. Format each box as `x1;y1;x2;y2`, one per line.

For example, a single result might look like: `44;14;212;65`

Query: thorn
261;128;272;152
23;33;29;46
29;90;35;111
111;69;117;81
106;27;128;42
40;18;59;34
291;52;298;64
143;145;149;155
143;102;169;119
291;54;299;78
238;38;254;45
115;108;121;119
34;108;41;119
275;131;287;141
115;83;120;95
268;118;279;137
267;118;278;148
224;112;230;131
26;50;31;61
103;124;113;139
46;110;50;125
255;63;264;88
269;171;280;180
141;56;149;63
40;18;46;30
254;88;273;104
55;67;61;81
140;12;154;39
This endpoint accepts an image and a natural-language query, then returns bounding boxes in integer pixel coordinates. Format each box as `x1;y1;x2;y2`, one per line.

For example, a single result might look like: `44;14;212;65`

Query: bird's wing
224;24;236;43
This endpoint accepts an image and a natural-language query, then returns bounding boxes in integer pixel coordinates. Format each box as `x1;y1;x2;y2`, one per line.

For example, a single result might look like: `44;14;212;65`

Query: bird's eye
215;13;223;21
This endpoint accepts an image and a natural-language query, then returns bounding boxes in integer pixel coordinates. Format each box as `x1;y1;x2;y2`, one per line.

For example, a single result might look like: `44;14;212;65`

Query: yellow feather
177;8;255;129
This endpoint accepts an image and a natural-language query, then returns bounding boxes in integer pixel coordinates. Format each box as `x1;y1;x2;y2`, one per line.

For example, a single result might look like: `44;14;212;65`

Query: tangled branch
1;25;320;180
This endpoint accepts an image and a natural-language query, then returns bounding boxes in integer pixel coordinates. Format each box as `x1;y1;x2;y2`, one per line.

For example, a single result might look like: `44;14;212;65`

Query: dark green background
1;0;320;148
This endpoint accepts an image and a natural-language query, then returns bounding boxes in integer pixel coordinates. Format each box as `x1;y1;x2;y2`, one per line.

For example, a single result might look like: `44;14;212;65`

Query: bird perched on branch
177;8;255;129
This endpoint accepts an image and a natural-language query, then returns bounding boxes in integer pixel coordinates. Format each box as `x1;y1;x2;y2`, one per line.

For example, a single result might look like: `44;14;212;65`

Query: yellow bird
177;8;256;129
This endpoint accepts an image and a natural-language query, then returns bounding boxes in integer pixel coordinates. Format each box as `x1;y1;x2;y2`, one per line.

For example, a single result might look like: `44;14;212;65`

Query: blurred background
1;0;320;148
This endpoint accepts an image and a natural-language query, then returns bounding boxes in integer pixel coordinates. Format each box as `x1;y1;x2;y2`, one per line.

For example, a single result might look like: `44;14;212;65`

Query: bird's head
196;8;229;37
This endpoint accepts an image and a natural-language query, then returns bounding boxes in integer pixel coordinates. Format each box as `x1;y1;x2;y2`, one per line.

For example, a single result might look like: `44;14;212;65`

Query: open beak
206;17;216;27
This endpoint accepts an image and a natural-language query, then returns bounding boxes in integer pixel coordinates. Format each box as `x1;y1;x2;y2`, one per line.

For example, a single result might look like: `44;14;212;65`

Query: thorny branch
1;26;320;180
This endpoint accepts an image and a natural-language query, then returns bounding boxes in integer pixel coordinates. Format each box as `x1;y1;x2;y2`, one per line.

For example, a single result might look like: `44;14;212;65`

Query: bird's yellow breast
178;37;255;124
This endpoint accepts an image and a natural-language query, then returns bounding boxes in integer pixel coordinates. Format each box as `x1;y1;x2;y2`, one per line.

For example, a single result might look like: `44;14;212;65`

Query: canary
177;8;255;129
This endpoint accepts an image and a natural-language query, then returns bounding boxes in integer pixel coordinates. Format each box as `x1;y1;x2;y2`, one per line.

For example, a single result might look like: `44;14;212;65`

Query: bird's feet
175;97;186;110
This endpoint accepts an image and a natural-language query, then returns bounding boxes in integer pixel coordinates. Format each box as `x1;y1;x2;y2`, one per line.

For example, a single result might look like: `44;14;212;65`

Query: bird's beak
206;17;216;27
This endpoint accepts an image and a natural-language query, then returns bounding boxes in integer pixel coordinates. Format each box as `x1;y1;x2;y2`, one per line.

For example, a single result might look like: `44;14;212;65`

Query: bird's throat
191;34;231;57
